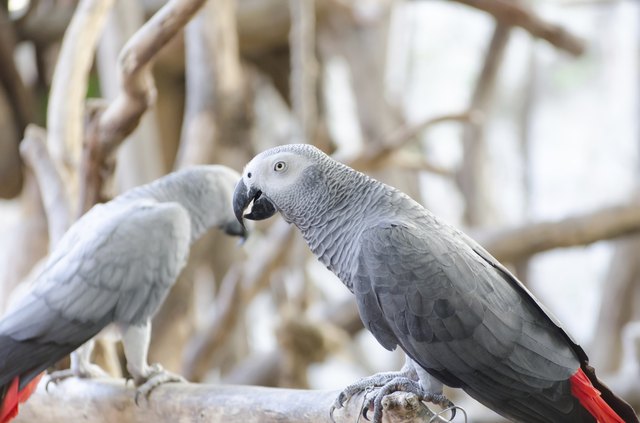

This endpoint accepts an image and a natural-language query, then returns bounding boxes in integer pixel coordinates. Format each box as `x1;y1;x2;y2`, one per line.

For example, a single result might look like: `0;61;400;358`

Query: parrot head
190;165;250;239
233;144;331;229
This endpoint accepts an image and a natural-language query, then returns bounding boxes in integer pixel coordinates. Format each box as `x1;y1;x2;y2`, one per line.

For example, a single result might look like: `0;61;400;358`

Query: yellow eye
274;161;286;172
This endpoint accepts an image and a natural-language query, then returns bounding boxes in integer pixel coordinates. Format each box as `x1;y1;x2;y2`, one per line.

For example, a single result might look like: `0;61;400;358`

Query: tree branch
19;124;71;247
16;378;445;423
47;0;115;199
349;112;475;173
183;220;295;381
478;202;640;263
449;0;586;56
97;0;207;155
79;0;208;212
458;22;511;226
289;0;318;143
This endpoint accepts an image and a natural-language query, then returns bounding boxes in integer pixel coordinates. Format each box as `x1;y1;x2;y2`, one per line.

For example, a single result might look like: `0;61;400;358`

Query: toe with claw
46;362;109;391
133;364;186;406
329;368;418;422
359;376;456;423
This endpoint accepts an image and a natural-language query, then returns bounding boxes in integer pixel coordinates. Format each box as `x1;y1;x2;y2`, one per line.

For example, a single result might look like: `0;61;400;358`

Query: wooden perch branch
479;202;640;263
450;0;586;56
16;378;446;423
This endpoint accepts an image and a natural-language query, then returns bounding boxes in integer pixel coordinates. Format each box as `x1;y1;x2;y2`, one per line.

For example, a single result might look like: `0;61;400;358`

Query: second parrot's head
233;144;336;230
181;165;249;239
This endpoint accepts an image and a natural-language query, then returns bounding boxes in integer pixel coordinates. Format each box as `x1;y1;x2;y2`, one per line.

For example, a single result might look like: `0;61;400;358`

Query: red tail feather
570;368;624;423
0;374;43;423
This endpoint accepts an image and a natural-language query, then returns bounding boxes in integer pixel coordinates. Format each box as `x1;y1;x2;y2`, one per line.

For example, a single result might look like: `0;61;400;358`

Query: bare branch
604;321;640;411
289;0;318;143
478;202;640;263
0;8;33;136
19;124;71;247
183;220;295;381
349;112;475;173
47;0;115;189
589;237;640;372
0;172;48;314
79;0;209;212
450;0;586;56
176;0;250;169
16;378;445;423
97;0;166;191
458;23;511;226
97;0;207;157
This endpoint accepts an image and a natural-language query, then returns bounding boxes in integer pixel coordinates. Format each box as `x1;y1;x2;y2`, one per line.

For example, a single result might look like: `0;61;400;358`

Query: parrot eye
274;161;287;172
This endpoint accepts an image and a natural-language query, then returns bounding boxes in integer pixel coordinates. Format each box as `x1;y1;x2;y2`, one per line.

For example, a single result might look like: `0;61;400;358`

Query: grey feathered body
0;166;236;392
283;156;597;422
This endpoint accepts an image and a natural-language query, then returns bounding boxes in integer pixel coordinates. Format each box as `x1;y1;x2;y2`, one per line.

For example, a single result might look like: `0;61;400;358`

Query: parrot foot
134;364;186;405
329;368;418;421
46;363;109;390
362;377;456;423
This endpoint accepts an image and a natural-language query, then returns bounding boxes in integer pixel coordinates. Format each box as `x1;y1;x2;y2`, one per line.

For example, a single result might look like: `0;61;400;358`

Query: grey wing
0;200;191;389
354;219;588;421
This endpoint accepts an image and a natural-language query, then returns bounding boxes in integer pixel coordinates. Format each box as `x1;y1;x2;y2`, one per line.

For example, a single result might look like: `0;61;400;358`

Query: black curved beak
221;219;248;239
233;179;277;231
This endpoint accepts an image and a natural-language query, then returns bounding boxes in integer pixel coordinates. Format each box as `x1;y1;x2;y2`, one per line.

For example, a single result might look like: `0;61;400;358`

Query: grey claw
134;390;143;406
329;405;337;423
45;378;56;392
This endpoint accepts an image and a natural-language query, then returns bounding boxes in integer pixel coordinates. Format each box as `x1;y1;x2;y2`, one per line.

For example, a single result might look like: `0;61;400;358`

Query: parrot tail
570;367;635;423
0;373;43;423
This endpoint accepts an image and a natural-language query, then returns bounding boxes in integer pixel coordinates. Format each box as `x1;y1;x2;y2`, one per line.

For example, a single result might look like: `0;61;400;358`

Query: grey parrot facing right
0;165;245;422
233;144;638;423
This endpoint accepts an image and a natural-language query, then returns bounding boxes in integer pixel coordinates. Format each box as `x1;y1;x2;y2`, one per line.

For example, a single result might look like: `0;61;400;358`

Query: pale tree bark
151;0;253;374
457;23;511;227
589;237;640;373
97;0;166;194
449;0;585;56
47;0;115;214
317;0;422;203
79;0;210;212
605;321;640;411
0;171;47;313
0;8;31;198
183;220;295;381
19;125;70;248
15;378;448;423
477;201;640;263
289;0;318;143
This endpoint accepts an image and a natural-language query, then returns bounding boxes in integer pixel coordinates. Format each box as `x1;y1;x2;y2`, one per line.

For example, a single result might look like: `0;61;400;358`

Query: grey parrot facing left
233;144;638;423
0;165;245;422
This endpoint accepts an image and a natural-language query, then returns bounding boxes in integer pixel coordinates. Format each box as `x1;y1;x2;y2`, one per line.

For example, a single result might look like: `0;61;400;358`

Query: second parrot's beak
221;219;248;239
233;179;277;230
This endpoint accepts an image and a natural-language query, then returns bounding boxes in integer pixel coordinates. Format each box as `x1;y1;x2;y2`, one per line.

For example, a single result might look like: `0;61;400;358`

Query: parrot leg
330;355;419;419
46;340;108;387
120;321;185;405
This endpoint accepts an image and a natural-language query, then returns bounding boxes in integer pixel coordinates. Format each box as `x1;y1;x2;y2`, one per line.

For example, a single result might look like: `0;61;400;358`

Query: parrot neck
120;172;216;243
293;165;386;286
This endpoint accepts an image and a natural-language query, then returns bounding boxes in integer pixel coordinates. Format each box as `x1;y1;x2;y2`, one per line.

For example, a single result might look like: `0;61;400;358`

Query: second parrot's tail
570;366;638;423
0;373;43;423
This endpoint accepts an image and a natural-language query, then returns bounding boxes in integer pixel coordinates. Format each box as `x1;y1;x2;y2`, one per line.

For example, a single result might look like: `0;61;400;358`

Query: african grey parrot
0;165;245;422
232;144;638;423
